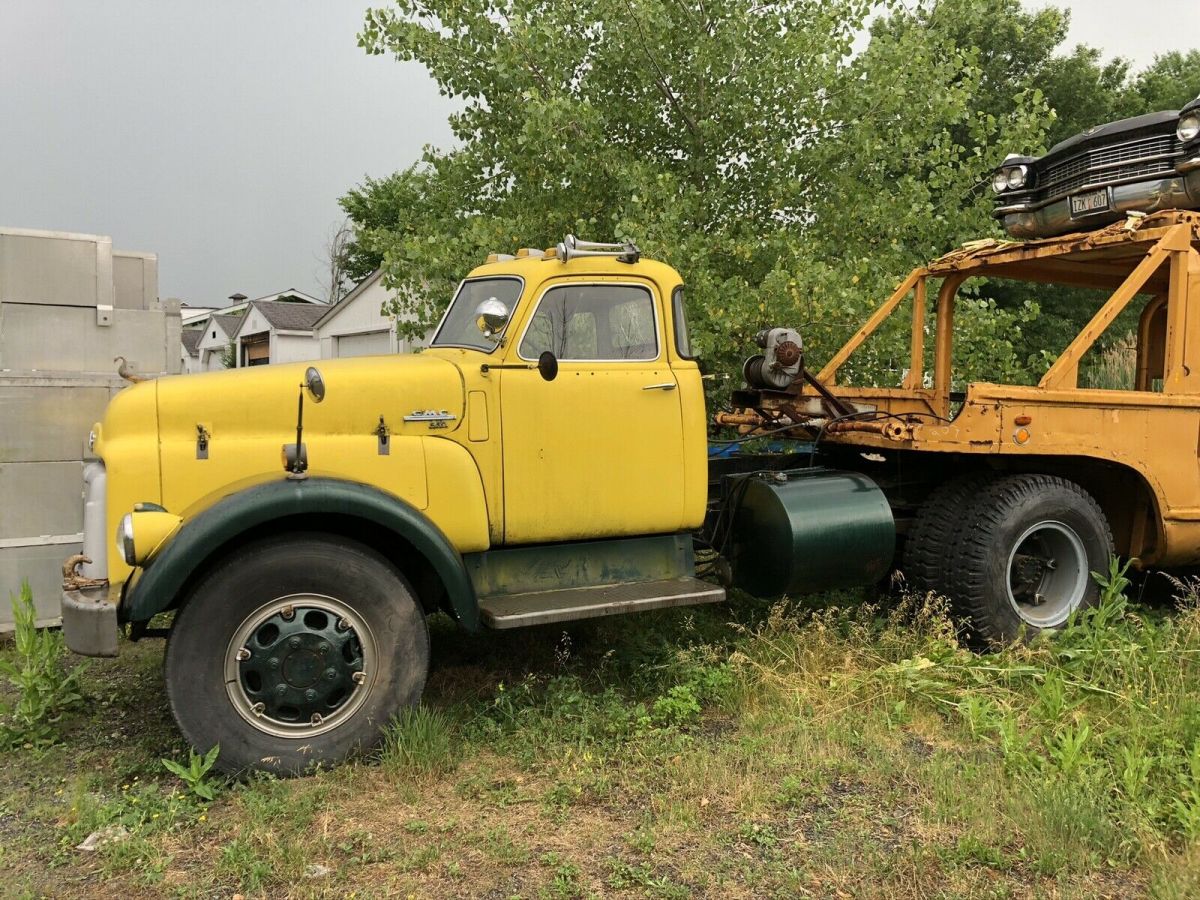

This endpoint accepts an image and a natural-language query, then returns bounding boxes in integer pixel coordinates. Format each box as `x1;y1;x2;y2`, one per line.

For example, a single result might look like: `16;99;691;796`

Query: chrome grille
1037;132;1183;200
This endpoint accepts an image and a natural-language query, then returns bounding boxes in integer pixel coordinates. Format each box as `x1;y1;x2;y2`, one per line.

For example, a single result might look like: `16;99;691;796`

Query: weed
651;684;702;728
0;582;85;748
735;820;781;857
607;858;690;898
481;824;530;865
541;851;584;898
217;836;273;891
379;705;455;776
160;744;221;801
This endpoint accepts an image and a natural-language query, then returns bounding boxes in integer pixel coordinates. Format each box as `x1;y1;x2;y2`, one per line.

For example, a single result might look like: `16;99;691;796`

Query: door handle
642;382;677;391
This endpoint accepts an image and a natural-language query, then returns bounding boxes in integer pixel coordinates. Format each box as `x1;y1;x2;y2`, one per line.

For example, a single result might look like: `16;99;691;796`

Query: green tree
1122;50;1200;114
350;0;1054;388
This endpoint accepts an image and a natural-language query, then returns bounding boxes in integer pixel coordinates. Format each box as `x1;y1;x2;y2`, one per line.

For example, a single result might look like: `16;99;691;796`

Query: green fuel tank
728;468;895;598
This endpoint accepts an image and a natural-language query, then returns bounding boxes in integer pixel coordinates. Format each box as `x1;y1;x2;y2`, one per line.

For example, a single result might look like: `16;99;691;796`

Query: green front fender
121;477;480;630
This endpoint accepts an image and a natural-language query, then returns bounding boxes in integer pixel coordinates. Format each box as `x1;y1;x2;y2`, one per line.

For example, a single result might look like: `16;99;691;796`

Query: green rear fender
122;478;480;630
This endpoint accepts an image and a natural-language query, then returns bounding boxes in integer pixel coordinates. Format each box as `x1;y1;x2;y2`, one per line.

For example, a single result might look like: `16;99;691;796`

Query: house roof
211;314;243;339
181;328;204;357
314;270;383;329
250;288;325;305
248;300;329;333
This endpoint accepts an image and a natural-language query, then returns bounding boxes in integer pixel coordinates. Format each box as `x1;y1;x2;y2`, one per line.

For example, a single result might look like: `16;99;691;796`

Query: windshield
431;277;524;352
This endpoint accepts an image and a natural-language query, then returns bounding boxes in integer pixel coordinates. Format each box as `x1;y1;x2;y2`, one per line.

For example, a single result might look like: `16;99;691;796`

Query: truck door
499;280;687;544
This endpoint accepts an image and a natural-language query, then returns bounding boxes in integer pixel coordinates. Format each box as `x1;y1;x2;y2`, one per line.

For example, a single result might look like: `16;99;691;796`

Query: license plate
1069;188;1111;218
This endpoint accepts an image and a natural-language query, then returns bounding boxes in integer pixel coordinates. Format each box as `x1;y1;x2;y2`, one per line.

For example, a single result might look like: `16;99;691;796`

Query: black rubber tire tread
165;532;429;776
946;474;1113;646
902;473;992;595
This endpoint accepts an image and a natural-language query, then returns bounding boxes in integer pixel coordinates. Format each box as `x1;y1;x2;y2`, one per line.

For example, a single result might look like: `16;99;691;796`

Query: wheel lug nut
281;605;295;620
251;702;266;717
305;689;317;701
268;657;280;669
276;684;288;696
325;668;338;681
318;643;329;654
235;647;251;661
289;637;301;649
352;671;366;685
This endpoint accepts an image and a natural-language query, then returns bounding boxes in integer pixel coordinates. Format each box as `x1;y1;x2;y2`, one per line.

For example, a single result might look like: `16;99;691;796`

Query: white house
314;270;433;358
180;326;205;374
233;300;327;367
195;313;243;371
178;290;327;374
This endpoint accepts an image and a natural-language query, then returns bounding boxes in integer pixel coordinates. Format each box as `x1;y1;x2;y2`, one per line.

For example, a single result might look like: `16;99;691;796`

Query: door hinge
196;424;210;460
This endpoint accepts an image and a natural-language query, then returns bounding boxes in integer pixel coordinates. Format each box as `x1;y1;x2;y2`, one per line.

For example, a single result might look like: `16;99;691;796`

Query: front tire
165;533;429;775
946;475;1113;644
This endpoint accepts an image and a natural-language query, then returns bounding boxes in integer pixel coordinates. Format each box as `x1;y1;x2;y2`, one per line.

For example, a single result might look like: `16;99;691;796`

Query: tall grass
731;569;1200;869
1081;335;1138;390
379;705;456;776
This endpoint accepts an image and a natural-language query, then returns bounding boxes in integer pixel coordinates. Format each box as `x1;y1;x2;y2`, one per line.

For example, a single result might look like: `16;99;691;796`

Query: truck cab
423;247;709;546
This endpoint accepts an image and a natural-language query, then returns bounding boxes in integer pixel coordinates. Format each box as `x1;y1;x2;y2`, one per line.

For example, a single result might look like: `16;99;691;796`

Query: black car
992;95;1200;239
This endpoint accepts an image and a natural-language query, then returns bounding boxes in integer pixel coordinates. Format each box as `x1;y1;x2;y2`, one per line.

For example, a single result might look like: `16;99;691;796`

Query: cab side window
519;285;658;361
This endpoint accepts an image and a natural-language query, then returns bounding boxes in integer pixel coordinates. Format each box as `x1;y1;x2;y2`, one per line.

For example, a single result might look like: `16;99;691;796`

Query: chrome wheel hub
1005;521;1089;629
224;594;376;738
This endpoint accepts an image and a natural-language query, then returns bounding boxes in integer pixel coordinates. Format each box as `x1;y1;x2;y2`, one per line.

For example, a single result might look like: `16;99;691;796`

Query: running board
479;577;726;629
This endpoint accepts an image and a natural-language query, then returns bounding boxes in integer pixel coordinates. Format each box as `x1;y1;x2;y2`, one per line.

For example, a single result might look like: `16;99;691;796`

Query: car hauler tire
165;533;429;775
902;474;989;594
946;475;1113;644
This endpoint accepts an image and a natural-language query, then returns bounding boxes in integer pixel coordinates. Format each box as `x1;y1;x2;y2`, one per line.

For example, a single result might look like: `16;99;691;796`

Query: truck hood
156;354;465;433
151;354;465;512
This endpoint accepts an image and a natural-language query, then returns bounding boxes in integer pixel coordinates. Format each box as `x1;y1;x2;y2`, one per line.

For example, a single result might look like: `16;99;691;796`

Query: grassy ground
4;575;1200;899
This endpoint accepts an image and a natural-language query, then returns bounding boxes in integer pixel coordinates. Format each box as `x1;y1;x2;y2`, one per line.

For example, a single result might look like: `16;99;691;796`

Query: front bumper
996;163;1200;239
61;585;119;657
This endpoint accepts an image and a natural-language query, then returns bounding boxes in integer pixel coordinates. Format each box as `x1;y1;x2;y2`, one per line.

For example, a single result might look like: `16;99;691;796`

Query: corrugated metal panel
0;228;113;308
0;302;171;373
113;252;158;310
0;461;84;539
0;542;79;628
0;378;121;463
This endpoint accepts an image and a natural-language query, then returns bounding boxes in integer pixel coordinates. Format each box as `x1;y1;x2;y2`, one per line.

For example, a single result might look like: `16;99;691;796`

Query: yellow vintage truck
62;214;1200;773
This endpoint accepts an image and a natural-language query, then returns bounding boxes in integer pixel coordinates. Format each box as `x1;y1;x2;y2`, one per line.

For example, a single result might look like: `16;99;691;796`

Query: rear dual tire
165;533;429;775
905;474;1113;644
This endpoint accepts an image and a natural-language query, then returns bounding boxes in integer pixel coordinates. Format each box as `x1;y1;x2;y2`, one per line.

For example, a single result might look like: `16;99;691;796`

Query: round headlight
117;513;136;566
1178;113;1200;143
992;170;1010;193
1006;165;1028;190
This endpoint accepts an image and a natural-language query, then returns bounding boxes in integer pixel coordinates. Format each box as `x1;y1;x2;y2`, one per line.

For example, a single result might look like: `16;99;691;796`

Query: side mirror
304;366;326;403
537;351;558;382
474;297;511;338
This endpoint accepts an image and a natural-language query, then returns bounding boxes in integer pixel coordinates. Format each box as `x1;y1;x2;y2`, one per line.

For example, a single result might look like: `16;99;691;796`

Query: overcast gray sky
1;1;1196;305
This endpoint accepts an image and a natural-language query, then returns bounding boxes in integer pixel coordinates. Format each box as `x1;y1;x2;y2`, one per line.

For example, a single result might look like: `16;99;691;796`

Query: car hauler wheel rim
1004;521;1089;629
224;594;377;739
